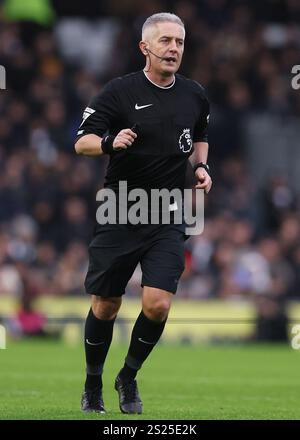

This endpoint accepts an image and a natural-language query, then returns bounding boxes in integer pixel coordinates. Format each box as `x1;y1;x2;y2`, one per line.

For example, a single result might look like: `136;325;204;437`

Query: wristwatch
193;162;210;176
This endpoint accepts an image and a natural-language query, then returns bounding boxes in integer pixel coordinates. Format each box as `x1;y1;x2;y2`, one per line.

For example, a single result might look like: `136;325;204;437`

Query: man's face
144;22;185;76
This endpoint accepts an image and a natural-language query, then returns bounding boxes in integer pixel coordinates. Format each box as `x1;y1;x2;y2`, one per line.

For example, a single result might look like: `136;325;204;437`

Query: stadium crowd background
0;0;300;317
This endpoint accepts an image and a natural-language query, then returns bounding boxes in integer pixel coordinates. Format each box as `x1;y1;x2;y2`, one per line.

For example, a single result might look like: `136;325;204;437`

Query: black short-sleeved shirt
75;70;209;194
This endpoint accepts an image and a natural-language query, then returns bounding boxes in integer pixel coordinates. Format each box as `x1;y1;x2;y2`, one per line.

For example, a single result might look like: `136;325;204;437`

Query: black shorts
84;223;186;297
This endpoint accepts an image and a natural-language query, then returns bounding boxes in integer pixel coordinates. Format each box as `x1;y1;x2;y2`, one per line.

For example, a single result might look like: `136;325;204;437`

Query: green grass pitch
1;339;300;420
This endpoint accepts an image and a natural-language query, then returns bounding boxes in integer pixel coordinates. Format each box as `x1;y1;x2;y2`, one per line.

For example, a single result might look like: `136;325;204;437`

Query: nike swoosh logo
135;103;153;110
86;339;105;346
138;338;156;345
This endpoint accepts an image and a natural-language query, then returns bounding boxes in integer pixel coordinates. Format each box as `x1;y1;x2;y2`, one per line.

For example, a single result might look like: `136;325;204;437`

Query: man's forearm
75;134;104;156
190;141;209;165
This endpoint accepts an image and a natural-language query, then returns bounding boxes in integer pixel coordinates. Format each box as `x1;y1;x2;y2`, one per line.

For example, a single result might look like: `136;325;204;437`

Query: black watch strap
193;162;210;175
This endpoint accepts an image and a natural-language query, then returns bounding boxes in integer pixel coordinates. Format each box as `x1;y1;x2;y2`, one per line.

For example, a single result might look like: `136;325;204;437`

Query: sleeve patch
79;107;96;128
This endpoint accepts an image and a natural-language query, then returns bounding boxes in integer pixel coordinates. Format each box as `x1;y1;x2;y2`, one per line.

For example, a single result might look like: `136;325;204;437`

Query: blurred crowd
0;0;300;305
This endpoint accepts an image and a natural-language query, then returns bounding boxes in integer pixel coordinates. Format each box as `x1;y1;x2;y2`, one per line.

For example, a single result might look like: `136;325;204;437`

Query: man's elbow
74;138;84;155
74;134;101;155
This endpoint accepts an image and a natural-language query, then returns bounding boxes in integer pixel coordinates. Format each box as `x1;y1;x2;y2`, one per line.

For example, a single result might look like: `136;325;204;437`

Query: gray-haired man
75;12;211;415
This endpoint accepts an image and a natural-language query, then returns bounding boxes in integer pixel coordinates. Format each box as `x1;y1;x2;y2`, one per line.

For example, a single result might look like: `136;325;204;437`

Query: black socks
84;308;167;389
84;308;115;391
119;310;167;382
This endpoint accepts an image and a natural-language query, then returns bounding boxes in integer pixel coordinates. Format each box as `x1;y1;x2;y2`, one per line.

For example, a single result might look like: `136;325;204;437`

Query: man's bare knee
91;295;122;320
142;287;173;322
143;300;171;322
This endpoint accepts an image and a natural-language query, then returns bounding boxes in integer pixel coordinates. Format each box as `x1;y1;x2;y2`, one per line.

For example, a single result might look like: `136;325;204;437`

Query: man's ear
139;41;148;56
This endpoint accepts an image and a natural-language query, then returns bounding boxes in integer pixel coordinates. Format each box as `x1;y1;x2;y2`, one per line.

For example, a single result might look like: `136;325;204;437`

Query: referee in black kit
75;12;212;415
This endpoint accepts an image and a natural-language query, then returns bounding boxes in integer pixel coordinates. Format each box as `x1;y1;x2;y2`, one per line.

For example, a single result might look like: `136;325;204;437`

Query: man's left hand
195;168;212;194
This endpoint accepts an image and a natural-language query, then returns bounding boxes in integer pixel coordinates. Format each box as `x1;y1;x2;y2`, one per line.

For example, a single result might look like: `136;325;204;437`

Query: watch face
194;163;210;175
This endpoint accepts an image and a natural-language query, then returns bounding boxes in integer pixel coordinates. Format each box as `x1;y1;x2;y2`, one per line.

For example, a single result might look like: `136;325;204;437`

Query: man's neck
143;69;175;88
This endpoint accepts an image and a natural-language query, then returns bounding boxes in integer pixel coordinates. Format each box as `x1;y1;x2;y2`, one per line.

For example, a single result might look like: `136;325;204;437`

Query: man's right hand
113;128;137;150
